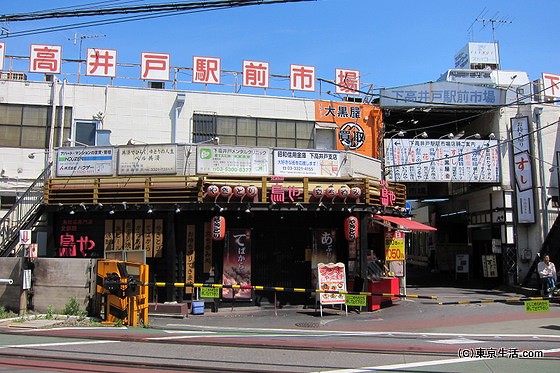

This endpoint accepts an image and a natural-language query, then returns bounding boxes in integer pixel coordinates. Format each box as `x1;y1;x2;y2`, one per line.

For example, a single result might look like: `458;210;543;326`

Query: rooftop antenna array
467;8;513;42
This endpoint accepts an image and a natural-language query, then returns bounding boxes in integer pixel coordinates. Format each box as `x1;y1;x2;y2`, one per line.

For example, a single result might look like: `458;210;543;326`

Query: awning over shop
374;215;437;232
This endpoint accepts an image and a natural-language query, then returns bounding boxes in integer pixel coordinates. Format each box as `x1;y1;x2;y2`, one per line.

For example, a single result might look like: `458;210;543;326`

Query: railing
0;163;52;257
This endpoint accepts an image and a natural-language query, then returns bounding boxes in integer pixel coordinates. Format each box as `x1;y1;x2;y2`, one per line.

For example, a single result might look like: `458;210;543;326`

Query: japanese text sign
29;44;62;74
385;231;405;261
86;48;117;77
118;144;177;175
273;149;341;177
380;81;503;107
141;52;170;81
242;60;269;88
56;147;114;177
196;145;270;175
317;262;346;305
525;300;549;313
290;64;315;92
384;138;499;182
509;116;535;223
335;68;360;95
542;73;560;98
193;56;221;84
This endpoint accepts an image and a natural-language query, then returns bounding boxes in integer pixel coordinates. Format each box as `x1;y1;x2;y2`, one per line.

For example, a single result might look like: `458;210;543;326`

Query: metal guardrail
0;163;51;257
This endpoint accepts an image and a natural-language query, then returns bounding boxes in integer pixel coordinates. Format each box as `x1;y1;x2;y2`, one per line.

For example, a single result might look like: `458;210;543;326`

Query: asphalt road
0;285;559;372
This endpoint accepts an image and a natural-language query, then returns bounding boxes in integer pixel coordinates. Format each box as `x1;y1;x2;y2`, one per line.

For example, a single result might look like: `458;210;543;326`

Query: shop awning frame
374;215;437;232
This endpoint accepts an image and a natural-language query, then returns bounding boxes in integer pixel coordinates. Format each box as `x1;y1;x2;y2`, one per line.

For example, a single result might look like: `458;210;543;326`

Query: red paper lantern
219;185;233;198
206;184;220;198
233;185;246;198
324;186;337;199
350;187;362;199
344;216;359;241
338;186;350;199
211;215;226;241
246;185;258;198
312;186;324;199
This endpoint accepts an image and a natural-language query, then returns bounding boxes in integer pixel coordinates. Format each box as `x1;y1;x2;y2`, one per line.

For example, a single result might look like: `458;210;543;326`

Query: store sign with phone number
385;231;405;261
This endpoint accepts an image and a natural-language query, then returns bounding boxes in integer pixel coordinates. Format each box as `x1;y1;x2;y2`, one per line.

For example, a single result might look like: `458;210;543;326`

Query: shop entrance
253;221;311;306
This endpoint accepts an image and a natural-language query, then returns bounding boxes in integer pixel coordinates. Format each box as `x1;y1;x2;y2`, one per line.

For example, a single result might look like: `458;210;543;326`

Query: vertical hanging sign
185;225;195;294
510;116;535;223
222;229;252;300
203;222;213;273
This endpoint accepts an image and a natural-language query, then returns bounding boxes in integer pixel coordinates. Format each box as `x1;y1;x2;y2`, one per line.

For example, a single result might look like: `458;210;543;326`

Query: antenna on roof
475;13;513;42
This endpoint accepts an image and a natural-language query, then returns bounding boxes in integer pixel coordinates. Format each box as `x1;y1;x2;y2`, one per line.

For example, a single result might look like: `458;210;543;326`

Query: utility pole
68;32;106;82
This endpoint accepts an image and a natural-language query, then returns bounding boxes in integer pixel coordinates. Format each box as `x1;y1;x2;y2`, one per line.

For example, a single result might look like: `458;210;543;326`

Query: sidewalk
147;286;560;337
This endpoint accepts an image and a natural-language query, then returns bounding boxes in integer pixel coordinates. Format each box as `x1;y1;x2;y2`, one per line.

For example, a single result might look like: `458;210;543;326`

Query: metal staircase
0;163;51;257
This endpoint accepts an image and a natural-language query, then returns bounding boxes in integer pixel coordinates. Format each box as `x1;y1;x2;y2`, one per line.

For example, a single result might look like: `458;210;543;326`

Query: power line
1;0;313;21
1;0;314;39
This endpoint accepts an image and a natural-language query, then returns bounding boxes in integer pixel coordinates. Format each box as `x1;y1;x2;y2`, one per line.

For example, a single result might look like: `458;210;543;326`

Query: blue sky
1;0;557;96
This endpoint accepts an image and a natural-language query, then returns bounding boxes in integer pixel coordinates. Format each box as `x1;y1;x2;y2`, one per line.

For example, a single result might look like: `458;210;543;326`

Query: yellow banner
385;231;405;261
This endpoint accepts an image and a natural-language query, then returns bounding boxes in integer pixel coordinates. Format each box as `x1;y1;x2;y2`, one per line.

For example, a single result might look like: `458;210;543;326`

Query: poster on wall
311;228;337;289
317;262;346;305
273;149;341;177
196;145;270;175
117;144;178;175
482;255;498;278
56;147;114;177
222;228;252;299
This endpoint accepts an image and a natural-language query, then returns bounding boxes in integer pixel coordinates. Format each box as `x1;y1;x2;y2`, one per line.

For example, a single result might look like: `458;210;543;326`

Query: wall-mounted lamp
127;138;149;145
389;130;406;139
109;206;115;215
175;204;181;213
464;133;481;140
79;202;87;212
317;202;327;211
244;204;252;214
269;201;277;209
214;204;224;213
439;133;454;139
122;201;127;210
488;133;496;140
147;205;153;214
69;207;75;215
413;132;428;139
295;202;304;211
96;203;104;209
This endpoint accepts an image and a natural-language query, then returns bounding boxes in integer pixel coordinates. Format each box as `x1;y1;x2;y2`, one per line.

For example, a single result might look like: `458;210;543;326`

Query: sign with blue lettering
380;81;503;107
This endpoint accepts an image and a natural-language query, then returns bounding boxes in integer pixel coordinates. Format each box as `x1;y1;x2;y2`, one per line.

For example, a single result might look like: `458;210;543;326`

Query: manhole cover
295;322;320;328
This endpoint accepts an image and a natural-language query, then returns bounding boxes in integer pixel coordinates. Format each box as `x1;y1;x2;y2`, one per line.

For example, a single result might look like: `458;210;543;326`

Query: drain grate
295;322;320;328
